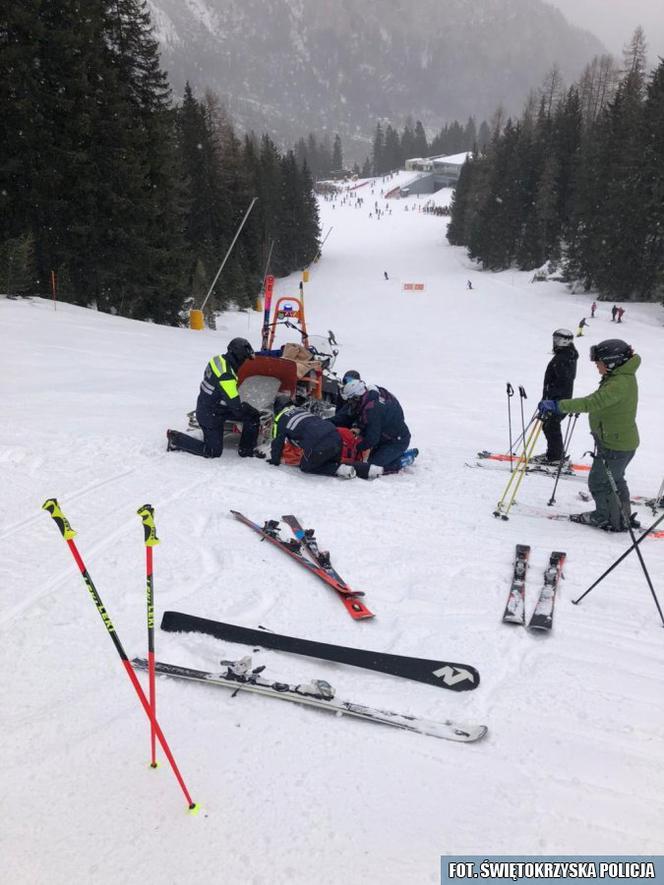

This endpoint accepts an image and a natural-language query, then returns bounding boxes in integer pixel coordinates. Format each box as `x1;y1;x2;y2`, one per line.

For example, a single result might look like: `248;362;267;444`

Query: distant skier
539;339;640;532
532;329;577;466
330;379;416;479
591;301;597;318
611;305;618;322
269;394;355;478
384;271;389;280
617;307;625;323
576;317;588;337
166;338;264;459
467;280;473;290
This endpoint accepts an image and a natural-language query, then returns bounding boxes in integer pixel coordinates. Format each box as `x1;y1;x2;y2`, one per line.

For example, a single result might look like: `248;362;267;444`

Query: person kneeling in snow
330;379;417;479
166;338;264;460
268;394;355;478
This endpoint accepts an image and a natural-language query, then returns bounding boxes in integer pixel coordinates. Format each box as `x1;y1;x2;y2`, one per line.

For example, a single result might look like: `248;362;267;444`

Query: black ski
502;544;530;625
528;551;566;631
160;611;480;691
131;657;487;742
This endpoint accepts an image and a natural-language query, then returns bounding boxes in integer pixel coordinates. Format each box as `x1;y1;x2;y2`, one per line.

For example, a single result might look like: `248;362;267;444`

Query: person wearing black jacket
166;337;263;459
330;379;411;479
533;329;578;464
269;395;355;478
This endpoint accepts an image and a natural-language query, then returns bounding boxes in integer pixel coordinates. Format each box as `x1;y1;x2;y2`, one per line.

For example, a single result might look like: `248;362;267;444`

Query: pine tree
332;134;343;171
371;124;385;175
638;59;664;299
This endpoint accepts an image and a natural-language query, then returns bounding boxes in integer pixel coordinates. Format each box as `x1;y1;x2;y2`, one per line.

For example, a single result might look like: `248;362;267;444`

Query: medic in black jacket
532;328;578;464
269;394;355;479
331;379;410;479
166;338;263;459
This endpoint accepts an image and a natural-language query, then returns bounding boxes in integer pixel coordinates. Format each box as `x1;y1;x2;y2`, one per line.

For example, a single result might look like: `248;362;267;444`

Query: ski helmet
589;339;633;370
341;379;367;400
273;393;293;414
342;369;361;385
227;337;255;364
552;328;574;349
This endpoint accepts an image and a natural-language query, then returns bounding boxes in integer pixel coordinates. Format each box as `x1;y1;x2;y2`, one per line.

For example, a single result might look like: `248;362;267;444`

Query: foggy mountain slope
148;0;604;149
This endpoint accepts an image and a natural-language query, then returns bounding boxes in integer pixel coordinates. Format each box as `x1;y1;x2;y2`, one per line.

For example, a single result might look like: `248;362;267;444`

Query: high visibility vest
207;355;239;401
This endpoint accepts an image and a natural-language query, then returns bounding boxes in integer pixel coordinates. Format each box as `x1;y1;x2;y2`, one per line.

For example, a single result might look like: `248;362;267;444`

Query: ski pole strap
518;386;527;399
137;504;160;547
506;383;514;396
42;498;77;539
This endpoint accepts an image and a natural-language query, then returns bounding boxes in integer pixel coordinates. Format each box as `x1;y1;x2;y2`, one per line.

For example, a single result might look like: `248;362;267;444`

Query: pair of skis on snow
231;510;374;620
502;545;566;630
134;612;487;743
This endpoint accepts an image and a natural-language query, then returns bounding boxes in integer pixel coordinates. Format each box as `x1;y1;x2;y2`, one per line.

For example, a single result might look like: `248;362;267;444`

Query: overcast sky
550;0;664;61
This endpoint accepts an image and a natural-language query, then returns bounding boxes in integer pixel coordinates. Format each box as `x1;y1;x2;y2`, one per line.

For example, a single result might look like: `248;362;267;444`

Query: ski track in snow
2;185;664;883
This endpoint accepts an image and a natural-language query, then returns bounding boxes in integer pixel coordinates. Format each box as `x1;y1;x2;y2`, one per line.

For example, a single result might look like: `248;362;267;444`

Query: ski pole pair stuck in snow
42;498;199;813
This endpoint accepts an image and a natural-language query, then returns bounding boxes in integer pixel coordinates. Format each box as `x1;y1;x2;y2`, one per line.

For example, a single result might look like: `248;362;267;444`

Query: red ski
230;511;374;620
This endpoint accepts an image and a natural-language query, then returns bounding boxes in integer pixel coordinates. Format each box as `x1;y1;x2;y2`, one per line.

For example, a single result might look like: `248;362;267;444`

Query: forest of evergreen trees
293;117;490;181
0;1;321;324
448;32;664;303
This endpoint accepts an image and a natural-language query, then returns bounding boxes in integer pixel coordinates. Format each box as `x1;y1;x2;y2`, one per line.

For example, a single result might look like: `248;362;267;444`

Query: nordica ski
160;611;479;690
131;658;488;743
528;551;566;631
230;511;374;620
502;544;530;625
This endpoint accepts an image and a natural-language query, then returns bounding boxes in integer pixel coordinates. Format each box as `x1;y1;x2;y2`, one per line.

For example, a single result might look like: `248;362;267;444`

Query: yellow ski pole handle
42;498;77;539
137;504;160;547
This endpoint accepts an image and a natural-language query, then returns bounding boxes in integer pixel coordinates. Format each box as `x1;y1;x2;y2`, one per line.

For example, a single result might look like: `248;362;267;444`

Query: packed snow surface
2;183;664;884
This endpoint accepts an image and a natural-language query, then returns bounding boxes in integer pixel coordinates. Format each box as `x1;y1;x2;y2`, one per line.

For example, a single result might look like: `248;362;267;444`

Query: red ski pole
137;504;159;768
42;498;198;812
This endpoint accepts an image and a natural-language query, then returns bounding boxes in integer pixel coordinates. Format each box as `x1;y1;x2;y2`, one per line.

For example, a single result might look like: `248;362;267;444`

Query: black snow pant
299;435;343;477
368;432;411;473
542;415;564;461
169;409;259;459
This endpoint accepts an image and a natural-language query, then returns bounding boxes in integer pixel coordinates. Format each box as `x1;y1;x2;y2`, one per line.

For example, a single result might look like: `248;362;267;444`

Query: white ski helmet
552;328;574;349
341;378;367;400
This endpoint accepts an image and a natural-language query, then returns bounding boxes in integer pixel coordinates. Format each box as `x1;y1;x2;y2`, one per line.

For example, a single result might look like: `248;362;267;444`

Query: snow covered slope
2;185;663;884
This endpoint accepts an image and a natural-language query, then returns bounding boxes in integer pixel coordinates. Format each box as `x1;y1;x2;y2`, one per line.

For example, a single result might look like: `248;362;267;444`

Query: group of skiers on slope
533;327;641;533
166;339;417;482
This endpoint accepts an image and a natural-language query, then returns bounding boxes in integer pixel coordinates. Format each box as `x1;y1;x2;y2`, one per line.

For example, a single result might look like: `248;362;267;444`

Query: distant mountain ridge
147;0;604;153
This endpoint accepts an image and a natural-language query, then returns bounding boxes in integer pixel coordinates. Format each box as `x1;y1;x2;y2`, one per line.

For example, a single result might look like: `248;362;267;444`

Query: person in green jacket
538;339;640;531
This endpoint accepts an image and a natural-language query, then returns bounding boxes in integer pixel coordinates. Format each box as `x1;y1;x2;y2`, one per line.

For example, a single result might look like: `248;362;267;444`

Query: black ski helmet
273;393;293;414
589;339;633;370
227;337;255;365
342;369;361;385
552;328;574;349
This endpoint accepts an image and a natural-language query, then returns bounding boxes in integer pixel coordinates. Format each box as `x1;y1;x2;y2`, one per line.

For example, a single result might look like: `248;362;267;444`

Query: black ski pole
506;382;514;471
572;510;664;606
547;414;579;506
518;386;528;455
572;452;664;626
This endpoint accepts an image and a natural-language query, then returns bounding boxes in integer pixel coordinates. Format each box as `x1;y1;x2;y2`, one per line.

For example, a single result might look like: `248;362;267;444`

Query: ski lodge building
399;152;470;195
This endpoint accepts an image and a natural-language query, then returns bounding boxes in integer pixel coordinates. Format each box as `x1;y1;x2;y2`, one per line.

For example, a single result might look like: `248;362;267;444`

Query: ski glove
538;399;561;416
